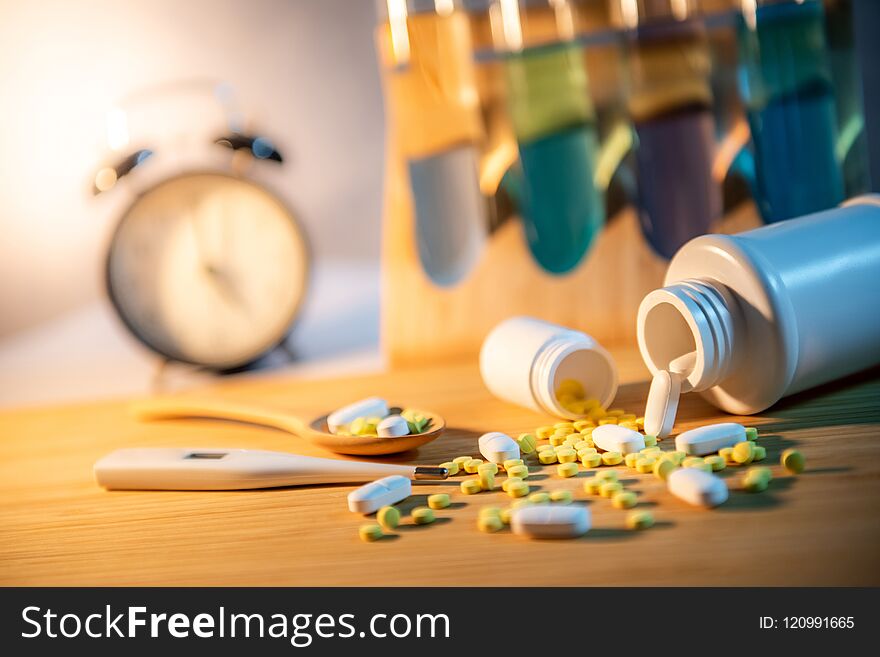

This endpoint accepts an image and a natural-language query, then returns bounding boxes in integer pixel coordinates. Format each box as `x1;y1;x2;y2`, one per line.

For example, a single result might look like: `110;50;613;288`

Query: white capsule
347;475;411;514
644;370;682;438
511;504;590;539
478;432;520;464
675;422;746;456
667;468;728;508
669;351;696;393
327;397;389;434
377;415;410;438
591;424;646;455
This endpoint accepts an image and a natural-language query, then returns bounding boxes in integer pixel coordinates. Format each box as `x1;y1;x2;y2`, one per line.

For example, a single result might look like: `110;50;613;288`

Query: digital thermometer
94;448;447;490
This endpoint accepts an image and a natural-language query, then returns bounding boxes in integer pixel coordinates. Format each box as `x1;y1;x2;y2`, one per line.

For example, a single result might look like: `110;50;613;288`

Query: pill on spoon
592;424;646;455
644;370;682;438
328;397;389;434
377;415;410;438
675;423;746;456
510;504;590;539
347;475;411;514
478;432;520;464
667;468;728;508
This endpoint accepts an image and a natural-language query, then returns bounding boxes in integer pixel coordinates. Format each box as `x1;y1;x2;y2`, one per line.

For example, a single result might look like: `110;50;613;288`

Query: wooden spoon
130;398;445;456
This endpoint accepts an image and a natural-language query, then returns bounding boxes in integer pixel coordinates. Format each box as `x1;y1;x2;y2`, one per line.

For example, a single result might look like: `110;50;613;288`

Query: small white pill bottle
480;317;618;419
637;196;880;415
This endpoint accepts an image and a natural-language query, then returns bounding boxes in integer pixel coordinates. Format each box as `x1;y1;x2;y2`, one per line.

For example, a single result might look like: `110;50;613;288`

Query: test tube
491;0;604;275
618;0;721;259
377;0;488;286
737;0;845;223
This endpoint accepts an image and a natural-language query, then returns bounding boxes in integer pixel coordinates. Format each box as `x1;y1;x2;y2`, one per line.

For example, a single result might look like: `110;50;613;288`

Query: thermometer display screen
185;453;228;459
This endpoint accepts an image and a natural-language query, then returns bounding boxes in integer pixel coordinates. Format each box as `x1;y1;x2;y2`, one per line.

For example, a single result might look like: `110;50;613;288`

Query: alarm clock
94;84;310;371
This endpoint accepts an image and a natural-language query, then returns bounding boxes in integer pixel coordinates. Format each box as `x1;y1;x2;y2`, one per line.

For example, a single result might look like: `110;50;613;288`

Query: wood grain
1;348;878;586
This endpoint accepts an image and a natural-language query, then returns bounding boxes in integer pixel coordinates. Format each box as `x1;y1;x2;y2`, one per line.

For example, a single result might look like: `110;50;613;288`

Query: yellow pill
653;458;676;480
556;378;585;398
589;406;607;421
574;440;591;451
742;475;768;493
503;459;524;471
612;491;637;509
704;455;726;472
636;417;646;430
478;515;504;533
640;446;661;456
412;507;435;524
619;413;638;423
539;451;559;465
502;476;523;492
624;452;640;469
512;433;534;453
607;409;626;417
745;466;773;484
626;511;654;530
557;462;579;478
718;447;735;463
478;469;495;491
464;459;483;473
598;417;618;425
600;481;623;498
753;445;767;461
511;499;532;510
579;427;594;437
781;448;805;474
745;427;759;442
557;449;578;464
669;451;687;465
550;489;573;504
683;457;711;472
732;441;756;465
537;444;555;453
602;451;623;466
550;434;567;447
577;448;598;460
461;479;482;495
581;453;602;468
536;426;555;440
573;420;594;432
554;421;575;431
529;492;551;504
479;506;502;519
439;461;460;476
478;462;499;475
643;434;658;447
595;469;619;482
507;464;529;479
636;457;656;474
500;508;513;524
427;494;451;510
359;523;383;542
507;481;530;498
583;478;604;495
453;456;472;466
619;421;640;431
377;506;400;530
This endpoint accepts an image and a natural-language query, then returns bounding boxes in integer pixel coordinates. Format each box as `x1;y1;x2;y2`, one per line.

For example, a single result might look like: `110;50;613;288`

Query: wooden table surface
1;348;878;586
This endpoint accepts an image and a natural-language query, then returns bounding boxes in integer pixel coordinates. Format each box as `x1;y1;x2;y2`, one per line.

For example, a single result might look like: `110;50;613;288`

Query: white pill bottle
637;196;880;415
480;317;618;418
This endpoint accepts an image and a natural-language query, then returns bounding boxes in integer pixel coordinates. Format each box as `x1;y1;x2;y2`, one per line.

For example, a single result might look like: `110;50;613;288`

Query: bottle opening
534;336;618;418
640;301;697;372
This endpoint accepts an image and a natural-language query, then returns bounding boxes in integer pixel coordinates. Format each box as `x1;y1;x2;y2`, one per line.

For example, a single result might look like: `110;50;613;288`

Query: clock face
107;172;309;369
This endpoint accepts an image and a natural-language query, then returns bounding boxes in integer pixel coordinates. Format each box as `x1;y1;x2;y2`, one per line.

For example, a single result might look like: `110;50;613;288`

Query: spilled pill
461;479;482;495
732;441;756;465
479;432;520;464
453;456;472;466
557;462;579;478
592;424;646;455
511;504;590;539
359;524;384;542
704;455;726;472
653;457;676;480
600;481;623;498
626;511;654;530
602;451;623;466
781;448;805;474
581;453;601;468
504;459;524;470
753;445;767;461
377;506;400;530
644;370;682;438
412;507;435;524
516;433;537;454
464;459;483;473
428;493;451;510
507;464;529;479
507;480;530;498
584;478;604;495
440;461;459;476
539;451;559;465
557;449;578;464
550;489;572;504
478;515;504;533
675;423;746;456
529;492;551;504
348;475;411;514
612;491;637;509
667;468;728;508
502;477;523;492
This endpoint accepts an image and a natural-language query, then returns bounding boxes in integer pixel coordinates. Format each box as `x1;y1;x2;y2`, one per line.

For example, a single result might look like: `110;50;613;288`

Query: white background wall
0;0;385;338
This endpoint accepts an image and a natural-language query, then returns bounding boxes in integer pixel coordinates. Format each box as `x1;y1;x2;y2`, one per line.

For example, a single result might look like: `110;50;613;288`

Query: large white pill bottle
637;196;880;414
480;317;618;419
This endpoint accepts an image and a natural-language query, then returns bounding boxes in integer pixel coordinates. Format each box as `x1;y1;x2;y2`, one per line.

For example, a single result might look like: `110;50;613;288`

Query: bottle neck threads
637;278;741;392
